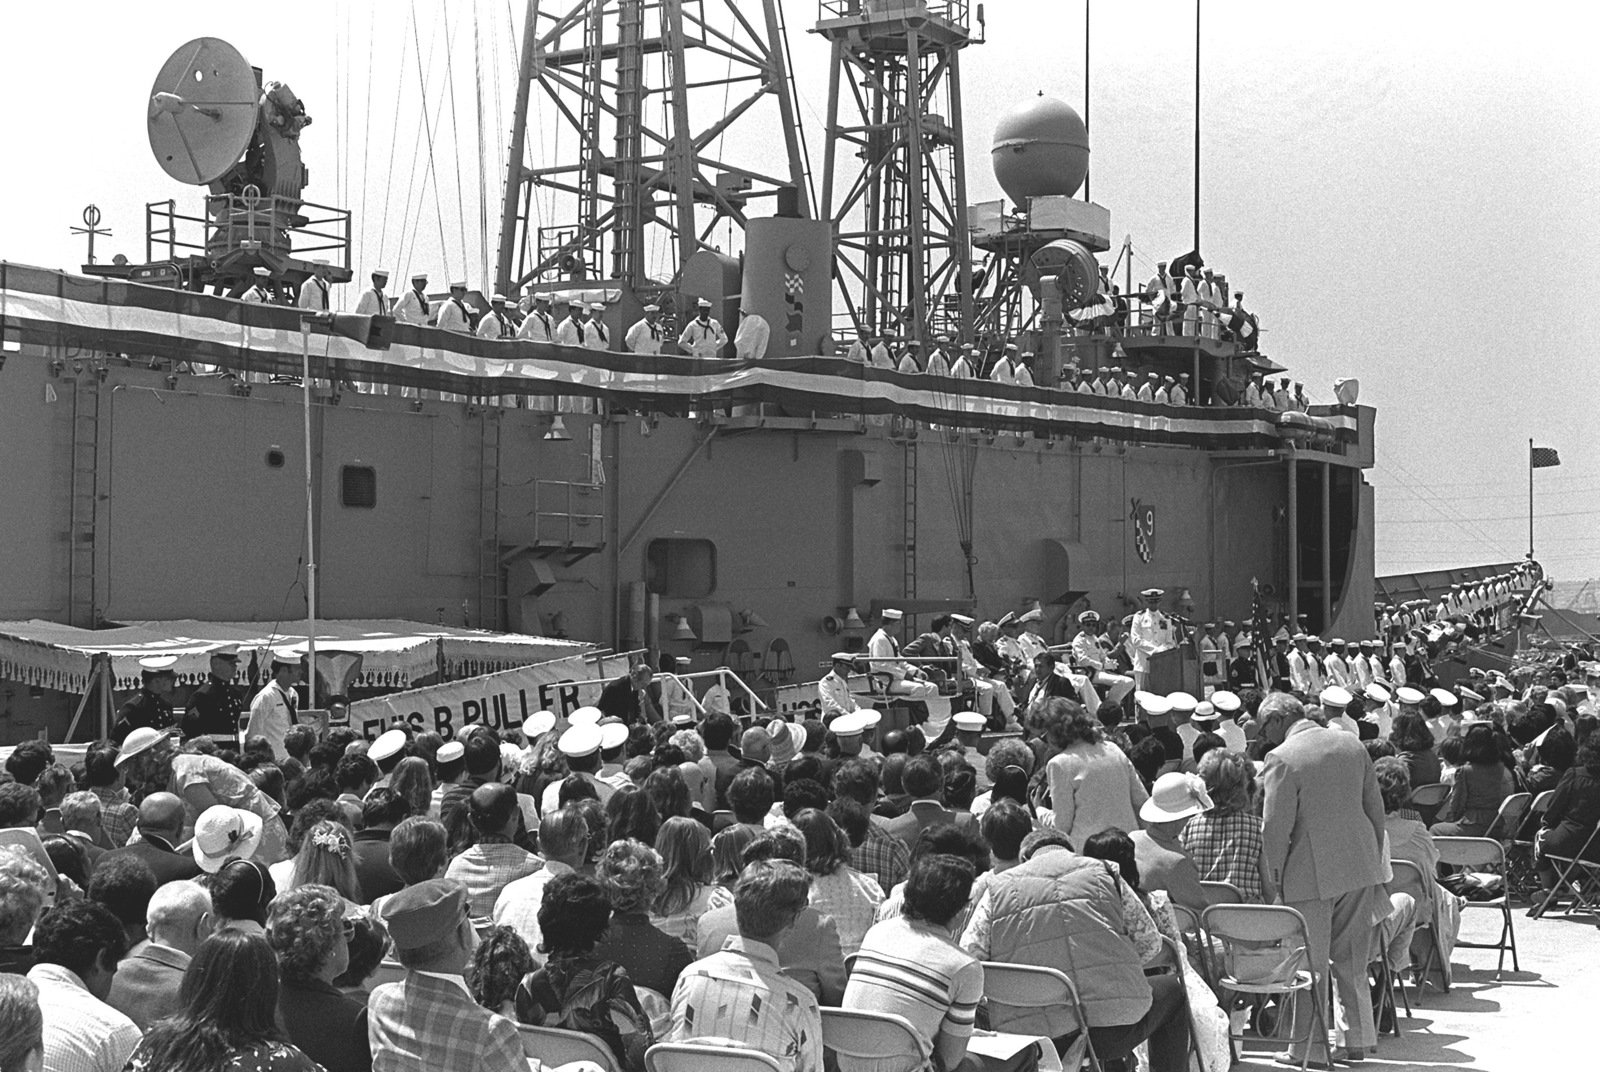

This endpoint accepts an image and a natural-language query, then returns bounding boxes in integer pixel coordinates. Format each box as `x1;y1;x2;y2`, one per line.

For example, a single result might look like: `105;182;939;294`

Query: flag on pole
1531;445;1561;469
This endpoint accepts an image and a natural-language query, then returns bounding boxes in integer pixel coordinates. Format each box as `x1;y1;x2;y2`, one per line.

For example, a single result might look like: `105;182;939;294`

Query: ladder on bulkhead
903;435;918;605
68;373;101;627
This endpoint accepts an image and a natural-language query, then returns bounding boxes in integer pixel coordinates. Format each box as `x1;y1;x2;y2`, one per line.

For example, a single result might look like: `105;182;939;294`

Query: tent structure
0;618;595;695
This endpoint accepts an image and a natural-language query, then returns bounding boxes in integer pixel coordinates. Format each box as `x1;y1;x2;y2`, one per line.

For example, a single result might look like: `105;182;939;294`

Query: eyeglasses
341;918;357;940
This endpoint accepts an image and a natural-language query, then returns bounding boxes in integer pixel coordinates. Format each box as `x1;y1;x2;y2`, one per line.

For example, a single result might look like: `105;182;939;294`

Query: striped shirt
850;823;911;891
28;962;143;1072
444;839;542;918
89;787;138;849
844;917;983;1066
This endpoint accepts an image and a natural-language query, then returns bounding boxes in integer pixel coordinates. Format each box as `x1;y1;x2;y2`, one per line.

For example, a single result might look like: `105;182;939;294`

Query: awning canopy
0;619;595;694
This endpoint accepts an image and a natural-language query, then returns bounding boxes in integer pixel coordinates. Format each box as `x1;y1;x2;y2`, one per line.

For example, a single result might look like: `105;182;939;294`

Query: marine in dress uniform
354;268;390;316
240;266;274;303
393;272;431;325
436;281;473;334
476;294;513;339
554;299;590;346
677;298;728;358
516;294;556;341
1227;641;1261;692
624;304;665;354
182;647;245;740
112;656;179;744
297;260;332;311
1129;588;1177;688
244;652;303;760
733;307;770;360
583;302;610;350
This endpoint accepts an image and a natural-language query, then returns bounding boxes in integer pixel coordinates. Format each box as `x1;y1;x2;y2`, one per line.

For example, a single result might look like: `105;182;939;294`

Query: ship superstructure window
646;538;716;598
341;465;377;508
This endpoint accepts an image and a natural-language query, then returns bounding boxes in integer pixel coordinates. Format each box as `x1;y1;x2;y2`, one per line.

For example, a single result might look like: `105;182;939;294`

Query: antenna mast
495;0;811;299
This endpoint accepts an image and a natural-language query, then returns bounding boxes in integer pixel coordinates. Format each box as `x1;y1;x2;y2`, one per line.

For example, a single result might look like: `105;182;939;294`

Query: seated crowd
1;656;1596;1072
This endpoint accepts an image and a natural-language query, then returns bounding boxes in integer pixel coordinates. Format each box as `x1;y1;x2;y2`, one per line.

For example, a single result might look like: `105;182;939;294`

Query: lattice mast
814;0;977;343
495;0;812;296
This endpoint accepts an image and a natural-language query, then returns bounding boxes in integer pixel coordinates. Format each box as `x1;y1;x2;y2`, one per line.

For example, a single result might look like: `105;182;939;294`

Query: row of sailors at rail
340;268;769;359
1142;261;1234;340
844;335;1045;386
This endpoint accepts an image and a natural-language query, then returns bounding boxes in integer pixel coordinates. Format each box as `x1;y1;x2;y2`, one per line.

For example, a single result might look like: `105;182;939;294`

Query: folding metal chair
981;961;1104;1072
520;1024;620;1072
1410;783;1450;827
1529;822;1600;919
1170;902;1216;990
1389;859;1437;1002
1434;836;1519;978
1201;904;1328;1072
1199;880;1244;906
645;1042;784;1072
1482;792;1531;843
1508;790;1555;901
820;1007;929;1072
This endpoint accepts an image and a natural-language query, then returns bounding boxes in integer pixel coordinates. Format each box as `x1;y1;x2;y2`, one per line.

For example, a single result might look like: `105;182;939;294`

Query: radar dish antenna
147;37;258;185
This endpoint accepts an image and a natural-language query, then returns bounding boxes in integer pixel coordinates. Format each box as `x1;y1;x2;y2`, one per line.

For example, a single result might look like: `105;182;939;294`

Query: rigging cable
376;4;416;265
405;0;454;283
474;0;490;287
438;0;471;279
360;1;376;267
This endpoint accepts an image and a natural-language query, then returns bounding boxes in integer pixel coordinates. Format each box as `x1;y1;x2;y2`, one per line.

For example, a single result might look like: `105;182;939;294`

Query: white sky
3;1;1598;580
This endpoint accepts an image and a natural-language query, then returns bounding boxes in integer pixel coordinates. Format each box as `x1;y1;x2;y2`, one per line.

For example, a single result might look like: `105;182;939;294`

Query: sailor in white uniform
1171;373;1190;405
924;336;952;377
1322;639;1352;688
1128;588;1176;689
1198;622;1227;695
868;336;896;369
1015;609;1049;663
354;267;390;316
555;299;590;347
517;293;556;342
297;260;332;311
949;347;974;379
436;281;473;333
476;293;514;339
1069;610;1136;708
244;651;303;760
624;304;665;354
844;333;869;364
393;272;431;325
1136;372;1157;403
1209;690;1248;752
1287;633;1315;695
1199;268;1222;339
896;340;923;374
1180;264;1202;337
733;306;771;361
240;266;274;303
677;298;728;358
867;609;940;705
584;302;610;350
817;652;866;725
1320;686;1360;735
988;345;1018;385
1145;261;1172;332
1014;353;1036;389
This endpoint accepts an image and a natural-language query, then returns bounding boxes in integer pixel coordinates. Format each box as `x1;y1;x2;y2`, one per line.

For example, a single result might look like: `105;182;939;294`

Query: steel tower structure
814;0;977;343
495;0;812;298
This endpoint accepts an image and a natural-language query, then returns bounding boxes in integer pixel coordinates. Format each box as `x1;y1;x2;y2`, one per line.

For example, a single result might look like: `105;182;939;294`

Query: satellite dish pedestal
134;36;349;295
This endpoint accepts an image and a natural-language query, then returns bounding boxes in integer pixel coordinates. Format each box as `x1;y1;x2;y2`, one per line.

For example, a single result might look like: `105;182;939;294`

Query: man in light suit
1260;692;1387;1065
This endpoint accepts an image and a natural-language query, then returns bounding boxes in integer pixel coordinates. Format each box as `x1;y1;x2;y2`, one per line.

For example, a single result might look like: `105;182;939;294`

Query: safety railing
533;480;605;549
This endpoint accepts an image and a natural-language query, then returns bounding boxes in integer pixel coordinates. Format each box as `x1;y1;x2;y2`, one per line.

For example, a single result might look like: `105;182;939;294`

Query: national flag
1531;445;1561;469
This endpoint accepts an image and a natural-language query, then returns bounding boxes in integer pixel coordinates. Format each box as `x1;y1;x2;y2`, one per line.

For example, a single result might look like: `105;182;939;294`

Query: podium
1145;647;1201;696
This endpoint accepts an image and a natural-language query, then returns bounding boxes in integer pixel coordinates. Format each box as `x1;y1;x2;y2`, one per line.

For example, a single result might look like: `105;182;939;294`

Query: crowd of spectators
1;657;1597;1072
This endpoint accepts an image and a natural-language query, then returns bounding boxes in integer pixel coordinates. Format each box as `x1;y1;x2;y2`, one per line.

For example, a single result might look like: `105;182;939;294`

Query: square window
341;465;377;508
646;538;716;598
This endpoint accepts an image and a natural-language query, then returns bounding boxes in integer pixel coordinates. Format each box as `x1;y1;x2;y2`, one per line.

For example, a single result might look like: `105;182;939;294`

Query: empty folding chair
1433;836;1519;979
1201;904;1328;1072
1507;790;1555;901
1409;783;1449;827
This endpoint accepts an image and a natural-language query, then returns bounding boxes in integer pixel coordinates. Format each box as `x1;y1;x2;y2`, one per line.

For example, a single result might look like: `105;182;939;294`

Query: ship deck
1234;906;1597;1070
